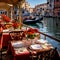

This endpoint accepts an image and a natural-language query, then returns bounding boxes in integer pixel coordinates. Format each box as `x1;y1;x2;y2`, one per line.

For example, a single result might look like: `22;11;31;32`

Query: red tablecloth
0;35;3;49
7;42;30;60
2;33;11;48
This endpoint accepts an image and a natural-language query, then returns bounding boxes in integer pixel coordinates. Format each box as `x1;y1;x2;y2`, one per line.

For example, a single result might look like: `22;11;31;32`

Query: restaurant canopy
0;0;25;5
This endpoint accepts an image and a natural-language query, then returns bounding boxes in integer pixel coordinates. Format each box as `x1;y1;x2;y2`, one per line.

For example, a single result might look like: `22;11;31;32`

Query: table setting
30;44;43;50
14;47;29;54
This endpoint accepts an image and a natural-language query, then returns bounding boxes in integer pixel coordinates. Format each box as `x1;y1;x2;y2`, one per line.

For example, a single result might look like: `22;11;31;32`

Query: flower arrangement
12;21;20;29
25;28;40;39
1;14;10;22
27;31;36;39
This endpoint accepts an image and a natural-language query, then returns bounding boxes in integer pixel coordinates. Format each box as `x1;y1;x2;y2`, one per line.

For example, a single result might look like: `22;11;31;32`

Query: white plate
36;39;48;44
30;44;42;50
15;48;28;54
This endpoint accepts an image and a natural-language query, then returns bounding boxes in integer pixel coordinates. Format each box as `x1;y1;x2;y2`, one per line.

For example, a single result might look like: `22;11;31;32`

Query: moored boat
23;17;43;24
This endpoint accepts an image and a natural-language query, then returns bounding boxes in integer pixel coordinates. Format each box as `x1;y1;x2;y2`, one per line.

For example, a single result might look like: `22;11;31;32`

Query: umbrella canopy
0;0;25;5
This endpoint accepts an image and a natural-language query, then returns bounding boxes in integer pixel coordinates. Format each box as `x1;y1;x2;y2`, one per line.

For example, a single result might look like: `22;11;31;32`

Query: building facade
33;3;47;16
54;0;60;17
22;2;33;13
47;0;60;17
47;0;54;16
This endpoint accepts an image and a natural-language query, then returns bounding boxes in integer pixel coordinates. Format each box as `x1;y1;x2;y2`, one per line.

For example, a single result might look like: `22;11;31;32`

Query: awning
0;0;25;5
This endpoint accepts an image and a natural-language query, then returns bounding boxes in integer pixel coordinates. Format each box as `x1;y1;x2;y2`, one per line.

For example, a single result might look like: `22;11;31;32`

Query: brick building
47;0;60;17
33;3;47;16
54;0;60;17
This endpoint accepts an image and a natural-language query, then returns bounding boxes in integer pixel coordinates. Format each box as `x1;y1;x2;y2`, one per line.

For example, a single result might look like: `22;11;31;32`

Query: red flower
24;30;27;34
28;28;34;32
1;14;10;22
27;28;40;33
12;22;20;28
34;28;40;33
28;32;34;35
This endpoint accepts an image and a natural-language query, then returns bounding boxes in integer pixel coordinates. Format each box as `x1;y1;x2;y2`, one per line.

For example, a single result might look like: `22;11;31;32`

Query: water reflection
44;17;60;40
25;17;60;40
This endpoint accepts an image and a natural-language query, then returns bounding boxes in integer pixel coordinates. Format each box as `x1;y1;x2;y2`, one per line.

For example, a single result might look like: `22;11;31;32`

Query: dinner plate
36;39;48;44
15;48;28;54
30;44;42;50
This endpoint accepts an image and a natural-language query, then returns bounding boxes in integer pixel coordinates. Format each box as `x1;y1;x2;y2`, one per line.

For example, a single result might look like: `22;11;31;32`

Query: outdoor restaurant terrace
0;0;60;60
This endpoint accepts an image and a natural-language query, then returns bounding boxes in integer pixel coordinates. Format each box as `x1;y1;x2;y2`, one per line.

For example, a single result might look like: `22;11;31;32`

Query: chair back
37;48;60;60
0;32;3;49
0;25;3;49
9;31;24;41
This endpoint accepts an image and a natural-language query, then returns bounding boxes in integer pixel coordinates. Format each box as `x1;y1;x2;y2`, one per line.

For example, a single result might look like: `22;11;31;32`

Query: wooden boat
23;17;43;24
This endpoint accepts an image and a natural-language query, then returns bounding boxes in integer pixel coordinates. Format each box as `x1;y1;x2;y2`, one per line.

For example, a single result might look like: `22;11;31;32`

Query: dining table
2;27;28;48
7;38;54;60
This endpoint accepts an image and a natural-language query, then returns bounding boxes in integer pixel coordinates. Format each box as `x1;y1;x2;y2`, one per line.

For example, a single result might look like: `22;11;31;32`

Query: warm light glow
7;4;13;6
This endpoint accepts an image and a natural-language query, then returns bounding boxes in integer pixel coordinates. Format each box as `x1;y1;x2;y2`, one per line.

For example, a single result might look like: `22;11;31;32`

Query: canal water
25;17;60;53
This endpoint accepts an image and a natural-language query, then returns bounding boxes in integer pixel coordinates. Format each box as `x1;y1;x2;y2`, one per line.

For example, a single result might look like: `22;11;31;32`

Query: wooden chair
29;47;60;60
9;31;25;41
0;32;7;60
36;47;60;60
0;32;3;59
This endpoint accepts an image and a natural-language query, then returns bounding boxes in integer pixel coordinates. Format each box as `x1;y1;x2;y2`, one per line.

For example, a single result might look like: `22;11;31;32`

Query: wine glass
10;33;15;40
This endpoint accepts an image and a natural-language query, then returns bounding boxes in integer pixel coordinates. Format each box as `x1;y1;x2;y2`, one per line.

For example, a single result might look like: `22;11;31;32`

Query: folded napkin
12;41;24;48
3;29;9;32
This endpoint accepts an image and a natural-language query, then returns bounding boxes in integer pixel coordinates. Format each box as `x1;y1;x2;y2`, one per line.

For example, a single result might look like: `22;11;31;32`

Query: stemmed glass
10;33;15;40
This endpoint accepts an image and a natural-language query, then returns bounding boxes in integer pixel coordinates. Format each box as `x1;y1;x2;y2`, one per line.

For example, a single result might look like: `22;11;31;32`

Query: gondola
23;17;43;24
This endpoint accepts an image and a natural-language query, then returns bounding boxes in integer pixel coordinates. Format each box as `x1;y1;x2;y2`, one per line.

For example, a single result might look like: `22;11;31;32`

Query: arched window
0;10;7;15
